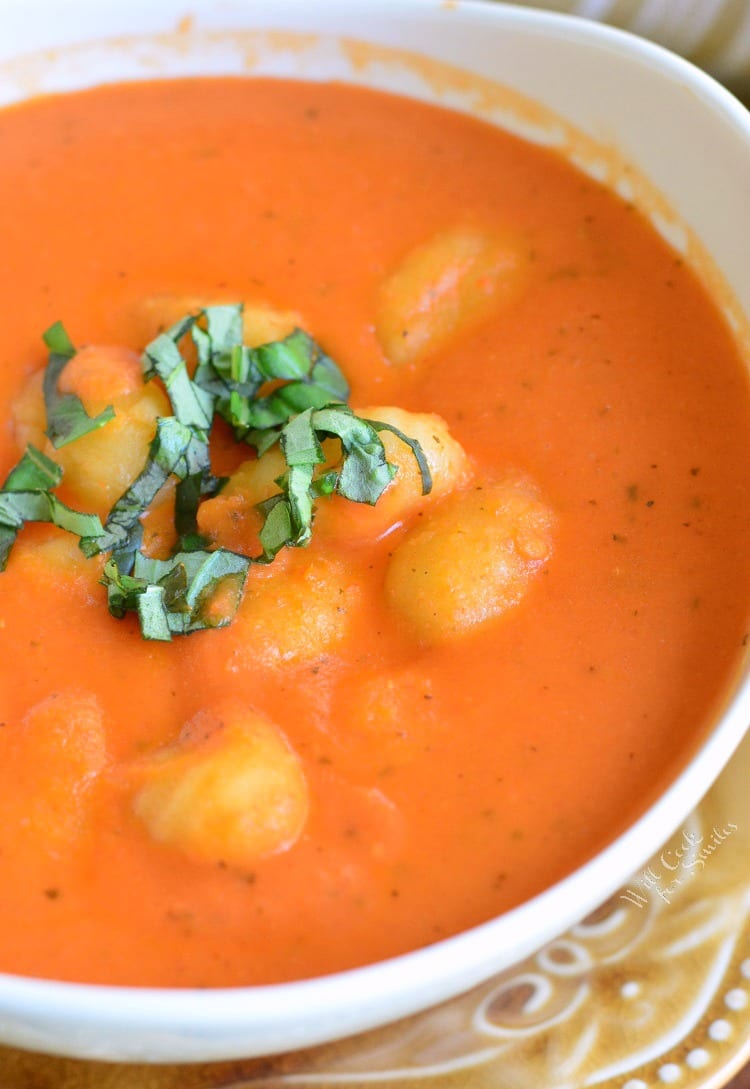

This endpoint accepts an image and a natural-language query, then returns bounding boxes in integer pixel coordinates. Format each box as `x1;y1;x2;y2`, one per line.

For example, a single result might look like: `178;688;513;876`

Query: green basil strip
366;419;433;497
202;324;350;443
80;417;202;563
247;427;283;458
180;549;249;617
42;321;76;358
312;406;396;505
256;330;348;399
205;304;245;357
235;332;349;436
158;562;190;613
1;308;433;641
142;333;214;431
2;444;62;493
104;548;251;640
285;463;316;547
252;403;431;562
237;379;341;433
311;470;338;498
102;557;148;618
193;305;257;407
257;495;293;562
29;494;103;539
254;328;319;381
80;457;168;563
0;526;18;571
280;408;325;468
0;491;103;570
174;473;205;546
190;304;245;372
137;584;172;642
0;444;103;571
42;322;115;448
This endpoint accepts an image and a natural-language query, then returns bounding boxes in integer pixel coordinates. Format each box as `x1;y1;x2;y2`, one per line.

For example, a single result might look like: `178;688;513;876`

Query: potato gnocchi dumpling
385;476;555;643
376;225;528;366
131;295;303;349
8;531;105;595
11;345;170;516
221;449;289;507
133;703;309;866
314;405;472;542
196;448;287;555
228;552;363;670
197;437;345;556
0;692;107;855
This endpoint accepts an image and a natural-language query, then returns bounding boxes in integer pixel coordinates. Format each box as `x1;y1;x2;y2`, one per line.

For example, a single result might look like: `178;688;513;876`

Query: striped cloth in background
499;0;750;98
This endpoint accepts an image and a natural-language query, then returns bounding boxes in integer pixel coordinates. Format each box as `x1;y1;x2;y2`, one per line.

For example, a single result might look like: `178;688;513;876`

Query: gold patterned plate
0;731;748;1089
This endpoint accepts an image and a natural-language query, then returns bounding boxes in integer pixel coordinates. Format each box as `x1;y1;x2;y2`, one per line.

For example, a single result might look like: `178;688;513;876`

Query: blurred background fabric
498;0;750;100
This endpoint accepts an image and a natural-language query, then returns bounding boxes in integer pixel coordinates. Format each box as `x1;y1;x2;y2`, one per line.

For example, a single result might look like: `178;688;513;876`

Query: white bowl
0;0;749;1064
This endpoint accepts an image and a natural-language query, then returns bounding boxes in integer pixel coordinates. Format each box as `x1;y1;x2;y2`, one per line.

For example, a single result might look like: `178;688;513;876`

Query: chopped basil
143;332;214;432
80;417;219;569
312;406;396;505
42;321;76;359
190;311;349;442
0;492;102;540
3;444;62;492
0;444;103;571
366;418;433;497
102;549;251;641
257;494;295;562
137;584;173;642
42;322;115;448
102;557;148;618
174;474;208;548
252;404;433;562
1;307;432;640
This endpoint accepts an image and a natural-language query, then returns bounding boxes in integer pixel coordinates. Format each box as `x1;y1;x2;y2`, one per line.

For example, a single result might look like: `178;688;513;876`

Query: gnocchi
313;405;472;542
11;345;170;515
133;703;309;866
0;692;107;856
385;476;555;643
227;551;364;670
196;449;287;555
375;225;528;366
8;531;104;595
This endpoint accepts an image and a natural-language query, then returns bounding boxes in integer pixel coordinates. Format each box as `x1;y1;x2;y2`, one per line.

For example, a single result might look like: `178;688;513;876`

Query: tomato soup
0;78;748;987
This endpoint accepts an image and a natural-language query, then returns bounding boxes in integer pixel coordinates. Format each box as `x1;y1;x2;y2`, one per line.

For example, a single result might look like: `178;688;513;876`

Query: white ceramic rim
0;0;748;1063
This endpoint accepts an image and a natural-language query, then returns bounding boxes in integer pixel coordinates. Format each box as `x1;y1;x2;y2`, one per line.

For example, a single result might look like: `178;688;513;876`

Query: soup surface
0;78;748;987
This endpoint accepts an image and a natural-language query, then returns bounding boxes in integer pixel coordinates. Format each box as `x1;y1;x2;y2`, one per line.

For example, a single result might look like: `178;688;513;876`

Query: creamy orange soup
0;78;748;986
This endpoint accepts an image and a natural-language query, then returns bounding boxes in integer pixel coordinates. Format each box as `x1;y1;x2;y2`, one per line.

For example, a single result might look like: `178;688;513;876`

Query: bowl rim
0;0;749;1061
